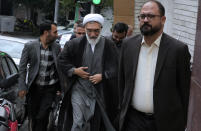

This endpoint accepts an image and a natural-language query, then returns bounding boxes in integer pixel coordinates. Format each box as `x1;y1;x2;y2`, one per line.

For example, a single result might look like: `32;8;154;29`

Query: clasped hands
74;67;102;84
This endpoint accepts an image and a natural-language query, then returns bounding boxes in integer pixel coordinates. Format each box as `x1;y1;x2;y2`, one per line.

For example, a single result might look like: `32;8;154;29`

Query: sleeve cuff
67;67;75;77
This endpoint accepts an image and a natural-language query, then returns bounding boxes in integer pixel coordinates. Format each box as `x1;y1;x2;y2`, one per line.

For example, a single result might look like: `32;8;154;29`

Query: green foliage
59;0;75;24
102;0;113;7
12;0;113;28
40;0;55;20
13;0;55;22
13;0;45;9
60;0;75;12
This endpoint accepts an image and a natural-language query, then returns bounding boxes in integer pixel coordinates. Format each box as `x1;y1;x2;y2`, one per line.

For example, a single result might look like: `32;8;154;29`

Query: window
6;57;18;74
1;57;10;77
0;56;18;78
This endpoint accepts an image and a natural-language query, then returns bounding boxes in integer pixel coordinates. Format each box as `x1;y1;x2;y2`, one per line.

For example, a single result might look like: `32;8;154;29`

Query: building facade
0;0;13;16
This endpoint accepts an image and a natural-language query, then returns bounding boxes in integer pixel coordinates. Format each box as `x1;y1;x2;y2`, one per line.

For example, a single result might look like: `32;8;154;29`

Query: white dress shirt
131;34;162;113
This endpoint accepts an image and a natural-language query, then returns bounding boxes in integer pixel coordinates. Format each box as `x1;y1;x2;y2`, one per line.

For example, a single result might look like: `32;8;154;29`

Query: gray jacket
18;39;61;91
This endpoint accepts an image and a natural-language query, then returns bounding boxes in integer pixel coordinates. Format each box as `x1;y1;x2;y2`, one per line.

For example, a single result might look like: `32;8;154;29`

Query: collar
141;33;163;47
40;41;51;50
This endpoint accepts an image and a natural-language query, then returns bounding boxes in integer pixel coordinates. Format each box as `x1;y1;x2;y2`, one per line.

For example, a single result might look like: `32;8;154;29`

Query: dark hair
39;22;57;36
75;19;83;25
149;0;165;16
113;22;128;33
77;23;84;28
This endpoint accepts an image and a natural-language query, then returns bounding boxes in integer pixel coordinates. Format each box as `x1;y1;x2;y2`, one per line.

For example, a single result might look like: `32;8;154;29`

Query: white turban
83;14;104;26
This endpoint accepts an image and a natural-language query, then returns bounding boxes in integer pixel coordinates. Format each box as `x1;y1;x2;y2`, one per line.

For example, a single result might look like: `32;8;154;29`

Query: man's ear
161;16;166;25
44;30;49;36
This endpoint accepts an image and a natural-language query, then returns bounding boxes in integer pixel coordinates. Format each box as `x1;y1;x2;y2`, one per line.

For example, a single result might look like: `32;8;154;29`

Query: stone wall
172;0;198;57
133;0;149;35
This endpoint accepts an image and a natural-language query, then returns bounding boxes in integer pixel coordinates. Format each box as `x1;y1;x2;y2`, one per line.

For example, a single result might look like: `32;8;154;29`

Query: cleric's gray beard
86;33;101;45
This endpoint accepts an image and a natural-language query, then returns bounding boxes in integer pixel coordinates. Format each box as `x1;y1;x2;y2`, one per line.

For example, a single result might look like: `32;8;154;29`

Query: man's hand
89;74;102;84
74;67;90;79
18;90;27;98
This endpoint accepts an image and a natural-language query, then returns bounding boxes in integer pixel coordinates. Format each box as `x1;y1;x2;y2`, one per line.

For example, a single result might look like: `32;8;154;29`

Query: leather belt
130;106;154;119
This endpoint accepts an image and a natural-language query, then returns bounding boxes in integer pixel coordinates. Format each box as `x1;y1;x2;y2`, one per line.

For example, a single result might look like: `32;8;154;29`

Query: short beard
46;35;56;45
47;39;55;45
86;34;101;45
140;23;161;36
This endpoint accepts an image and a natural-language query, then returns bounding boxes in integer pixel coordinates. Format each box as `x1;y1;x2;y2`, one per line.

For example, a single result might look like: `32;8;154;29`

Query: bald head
139;0;166;37
142;0;165;16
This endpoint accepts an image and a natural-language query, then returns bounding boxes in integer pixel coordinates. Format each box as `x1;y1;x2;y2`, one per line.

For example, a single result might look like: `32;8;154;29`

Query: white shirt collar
141;33;163;47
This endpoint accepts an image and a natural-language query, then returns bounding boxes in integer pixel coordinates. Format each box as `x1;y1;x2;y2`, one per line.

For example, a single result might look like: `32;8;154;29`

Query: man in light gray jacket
18;22;61;131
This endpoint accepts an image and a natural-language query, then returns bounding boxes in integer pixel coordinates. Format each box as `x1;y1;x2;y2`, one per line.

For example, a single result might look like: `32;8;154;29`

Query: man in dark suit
18;22;61;131
118;1;191;131
108;22;128;54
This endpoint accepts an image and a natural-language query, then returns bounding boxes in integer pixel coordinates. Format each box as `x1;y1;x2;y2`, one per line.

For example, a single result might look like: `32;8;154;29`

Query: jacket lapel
154;33;170;87
35;40;40;62
120;36;142;131
132;36;142;81
76;36;87;66
51;43;58;66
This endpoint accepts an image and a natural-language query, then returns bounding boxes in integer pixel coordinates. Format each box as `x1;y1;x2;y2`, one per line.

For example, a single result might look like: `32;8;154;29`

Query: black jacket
118;33;191;131
57;35;119;131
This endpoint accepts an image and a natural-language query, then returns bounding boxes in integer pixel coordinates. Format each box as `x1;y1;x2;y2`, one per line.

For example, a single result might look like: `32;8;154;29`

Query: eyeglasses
86;29;100;33
138;14;161;21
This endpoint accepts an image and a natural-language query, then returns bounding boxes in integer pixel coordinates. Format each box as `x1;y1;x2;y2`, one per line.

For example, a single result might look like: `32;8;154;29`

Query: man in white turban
57;14;119;131
83;13;104;49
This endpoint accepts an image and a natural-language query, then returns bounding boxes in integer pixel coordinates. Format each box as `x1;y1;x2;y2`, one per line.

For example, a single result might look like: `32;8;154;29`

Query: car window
0;66;4;79
6;57;18;74
59;34;72;48
0;39;24;59
1;57;10;77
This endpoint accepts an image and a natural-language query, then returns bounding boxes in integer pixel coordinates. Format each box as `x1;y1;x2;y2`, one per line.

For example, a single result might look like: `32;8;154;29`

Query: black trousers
123;106;157;131
27;82;59;131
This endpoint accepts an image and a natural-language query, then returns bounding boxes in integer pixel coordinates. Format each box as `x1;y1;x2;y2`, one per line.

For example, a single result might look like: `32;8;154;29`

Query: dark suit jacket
18;39;61;91
118;33;191;131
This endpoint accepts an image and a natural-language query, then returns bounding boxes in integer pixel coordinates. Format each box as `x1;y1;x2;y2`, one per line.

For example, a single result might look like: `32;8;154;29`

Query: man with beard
74;22;85;38
18;22;61;131
70;19;85;40
108;22;128;53
57;14;119;131
118;1;191;131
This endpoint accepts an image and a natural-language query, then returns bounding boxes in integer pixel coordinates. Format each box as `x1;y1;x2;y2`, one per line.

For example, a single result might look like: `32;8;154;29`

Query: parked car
0;51;20;131
57;25;74;48
0;51;20;105
0;38;28;66
0;51;18;82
